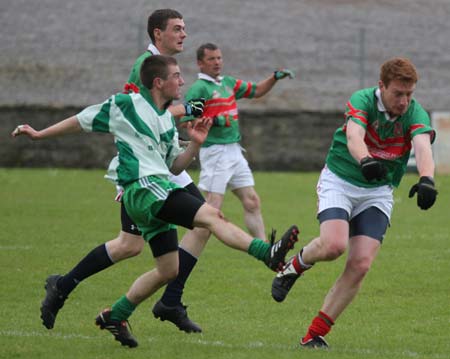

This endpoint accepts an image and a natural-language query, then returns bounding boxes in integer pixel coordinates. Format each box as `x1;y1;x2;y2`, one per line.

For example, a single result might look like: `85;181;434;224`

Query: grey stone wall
2;107;340;171
1;0;450;112
2;1;449;170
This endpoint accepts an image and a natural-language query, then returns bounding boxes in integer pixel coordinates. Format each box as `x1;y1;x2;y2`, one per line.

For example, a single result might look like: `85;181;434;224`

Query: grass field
0;168;449;359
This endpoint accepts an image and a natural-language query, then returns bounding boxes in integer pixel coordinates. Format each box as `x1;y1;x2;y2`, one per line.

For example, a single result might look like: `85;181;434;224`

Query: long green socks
110;295;137;321
247;238;271;263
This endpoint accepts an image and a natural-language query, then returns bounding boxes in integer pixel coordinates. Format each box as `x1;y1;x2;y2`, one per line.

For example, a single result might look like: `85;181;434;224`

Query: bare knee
118;232;145;257
241;192;261;213
316;236;347;261
107;232;145;261
155;257;179;284
193;203;224;230
159;266;178;284
345;256;372;280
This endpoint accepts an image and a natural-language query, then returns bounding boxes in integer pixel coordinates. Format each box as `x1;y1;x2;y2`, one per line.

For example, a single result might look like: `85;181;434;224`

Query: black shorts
120;182;205;257
156;189;205;229
148;228;179;257
318;206;389;242
184;182;205;202
120;182;205;235
121;202;141;235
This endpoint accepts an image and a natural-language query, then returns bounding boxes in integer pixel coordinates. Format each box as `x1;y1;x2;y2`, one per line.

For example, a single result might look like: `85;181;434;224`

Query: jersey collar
198;72;223;85
375;87;398;122
147;43;160;55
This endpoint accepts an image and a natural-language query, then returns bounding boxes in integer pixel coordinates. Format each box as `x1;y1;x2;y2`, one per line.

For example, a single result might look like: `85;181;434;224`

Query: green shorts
122;176;185;242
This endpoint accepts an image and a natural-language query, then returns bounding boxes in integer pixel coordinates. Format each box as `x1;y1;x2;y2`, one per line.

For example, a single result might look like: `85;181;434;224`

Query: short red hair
380;57;418;87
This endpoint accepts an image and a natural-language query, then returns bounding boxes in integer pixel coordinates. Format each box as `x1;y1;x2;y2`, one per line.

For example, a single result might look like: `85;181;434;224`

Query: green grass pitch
0;168;448;359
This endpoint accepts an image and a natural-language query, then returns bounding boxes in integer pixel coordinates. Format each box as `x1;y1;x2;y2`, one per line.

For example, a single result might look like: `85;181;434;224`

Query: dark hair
196;43;219;61
380;57;418;87
147;9;183;43
140;55;178;90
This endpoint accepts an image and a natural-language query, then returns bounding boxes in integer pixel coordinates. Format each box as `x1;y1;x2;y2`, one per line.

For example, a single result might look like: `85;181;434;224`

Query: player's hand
274;69;295;80
186;117;212;145
11;124;40;140
184;98;205;117
408;176;437;210
360;156;387;181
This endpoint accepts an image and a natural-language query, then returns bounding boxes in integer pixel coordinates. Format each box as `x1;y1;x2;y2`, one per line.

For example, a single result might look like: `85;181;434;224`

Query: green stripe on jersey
115;93;158;143
116;140;140;184
92;99;111;133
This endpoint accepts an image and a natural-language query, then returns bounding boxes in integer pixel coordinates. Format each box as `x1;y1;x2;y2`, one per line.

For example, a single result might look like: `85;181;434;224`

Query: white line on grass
0;245;32;250
1;329;447;358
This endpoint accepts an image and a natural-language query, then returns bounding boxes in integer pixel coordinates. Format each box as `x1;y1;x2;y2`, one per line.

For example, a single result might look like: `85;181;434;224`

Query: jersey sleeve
344;90;371;129
409;102;436;144
76;97;113;133
230;76;256;100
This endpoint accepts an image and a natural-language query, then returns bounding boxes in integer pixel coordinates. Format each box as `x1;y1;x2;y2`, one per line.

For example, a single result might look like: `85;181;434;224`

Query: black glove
408;176;438;210
184;98;205;117
360;156;388;181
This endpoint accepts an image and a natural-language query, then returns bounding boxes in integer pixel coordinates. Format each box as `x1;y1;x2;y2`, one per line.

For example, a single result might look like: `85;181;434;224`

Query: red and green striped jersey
326;87;435;188
184;74;256;147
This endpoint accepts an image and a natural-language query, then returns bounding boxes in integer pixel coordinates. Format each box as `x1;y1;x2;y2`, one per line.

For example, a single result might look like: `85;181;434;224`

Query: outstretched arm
254;69;295;98
11;116;82;140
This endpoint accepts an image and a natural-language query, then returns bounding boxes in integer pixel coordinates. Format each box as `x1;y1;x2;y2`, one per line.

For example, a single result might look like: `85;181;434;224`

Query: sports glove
360;156;388;181
408;176;438;210
273;69;295;80
184;98;205;117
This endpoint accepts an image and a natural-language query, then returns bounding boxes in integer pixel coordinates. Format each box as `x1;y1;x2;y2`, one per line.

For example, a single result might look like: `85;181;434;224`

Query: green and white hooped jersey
326;86;436;188
77;92;183;187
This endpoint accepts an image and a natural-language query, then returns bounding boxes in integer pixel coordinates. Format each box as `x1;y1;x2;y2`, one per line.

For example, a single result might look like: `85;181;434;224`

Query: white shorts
198;143;254;194
169;170;193;188
317;166;394;221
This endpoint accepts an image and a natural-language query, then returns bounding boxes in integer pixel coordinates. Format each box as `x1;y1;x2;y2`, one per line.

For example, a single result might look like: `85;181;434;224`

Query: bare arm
254;69;294;98
168;103;186;118
11;116;82;140
412;133;435;178
346;120;369;162
254;74;278;98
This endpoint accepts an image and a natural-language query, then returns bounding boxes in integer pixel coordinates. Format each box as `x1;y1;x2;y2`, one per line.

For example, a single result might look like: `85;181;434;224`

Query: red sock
291;254;302;273
302;311;334;342
291;250;312;274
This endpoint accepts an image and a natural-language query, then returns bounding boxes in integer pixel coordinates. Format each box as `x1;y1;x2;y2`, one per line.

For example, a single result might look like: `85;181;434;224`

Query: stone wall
2;1;448;171
2;107;341;171
2;0;450;112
